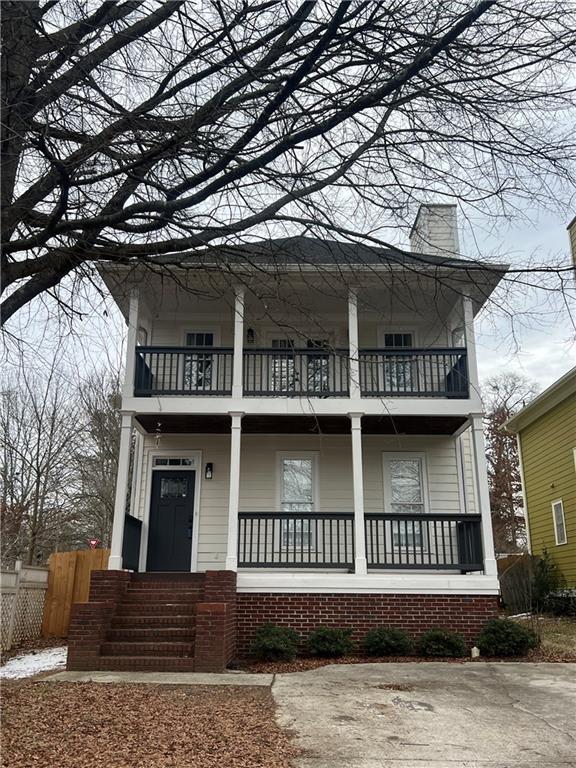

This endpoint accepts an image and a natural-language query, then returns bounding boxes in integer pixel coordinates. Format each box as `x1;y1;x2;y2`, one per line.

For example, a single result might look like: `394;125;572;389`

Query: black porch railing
122;514;142;572
134;346;233;396
365;513;483;571
243;348;350;397
359;348;468;398
238;512;354;568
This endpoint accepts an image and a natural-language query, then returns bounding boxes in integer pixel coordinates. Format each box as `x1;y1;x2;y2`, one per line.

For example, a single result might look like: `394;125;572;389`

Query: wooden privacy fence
42;549;109;637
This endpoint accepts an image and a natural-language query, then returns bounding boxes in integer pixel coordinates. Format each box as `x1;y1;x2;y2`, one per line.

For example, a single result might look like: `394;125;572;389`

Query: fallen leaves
1;682;297;768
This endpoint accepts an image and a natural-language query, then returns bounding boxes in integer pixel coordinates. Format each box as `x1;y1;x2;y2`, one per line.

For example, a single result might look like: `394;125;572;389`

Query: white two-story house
67;205;506;672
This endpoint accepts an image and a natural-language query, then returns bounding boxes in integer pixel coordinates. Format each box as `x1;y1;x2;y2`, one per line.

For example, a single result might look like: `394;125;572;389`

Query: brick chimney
410;204;460;257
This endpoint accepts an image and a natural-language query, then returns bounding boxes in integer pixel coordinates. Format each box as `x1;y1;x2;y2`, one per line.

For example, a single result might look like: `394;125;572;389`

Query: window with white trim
383;453;427;547
382;332;414;392
552;499;567;545
279;455;315;548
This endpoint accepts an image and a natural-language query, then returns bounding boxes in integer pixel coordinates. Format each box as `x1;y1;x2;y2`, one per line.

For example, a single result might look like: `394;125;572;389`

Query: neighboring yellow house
506;367;576;587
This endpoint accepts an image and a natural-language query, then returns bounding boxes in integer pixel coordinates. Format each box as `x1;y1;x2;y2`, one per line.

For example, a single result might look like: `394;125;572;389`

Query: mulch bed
238;647;576;674
1;682;297;768
0;638;65;667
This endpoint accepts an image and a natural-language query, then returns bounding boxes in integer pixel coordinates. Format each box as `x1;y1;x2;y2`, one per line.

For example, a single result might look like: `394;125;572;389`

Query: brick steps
107;627;195;641
116;602;196;615
122;590;202;603
99;656;196;671
67;570;237;673
101;641;195;657
111;614;195;628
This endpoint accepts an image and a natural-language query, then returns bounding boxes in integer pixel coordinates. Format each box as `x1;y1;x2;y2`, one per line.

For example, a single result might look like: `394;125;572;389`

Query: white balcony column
225;412;244;570
462;295;479;396
348;289;361;399
470;414;497;577
122;289;139;399
349;413;368;575
109;412;135;570
232;287;245;399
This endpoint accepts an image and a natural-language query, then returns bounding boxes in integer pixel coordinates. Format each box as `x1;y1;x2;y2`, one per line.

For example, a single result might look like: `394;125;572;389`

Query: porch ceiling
135;413;467;435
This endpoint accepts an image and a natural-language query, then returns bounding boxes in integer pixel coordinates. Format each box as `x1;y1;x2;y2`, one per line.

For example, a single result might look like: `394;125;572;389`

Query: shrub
252;623;300;661
532;549;566;611
476;618;539;657
307;626;354;658
417;628;466;657
363;627;414;657
542;590;576;617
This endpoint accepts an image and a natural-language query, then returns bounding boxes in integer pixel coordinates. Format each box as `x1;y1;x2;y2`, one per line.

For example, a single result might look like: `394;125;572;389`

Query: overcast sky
466;206;575;390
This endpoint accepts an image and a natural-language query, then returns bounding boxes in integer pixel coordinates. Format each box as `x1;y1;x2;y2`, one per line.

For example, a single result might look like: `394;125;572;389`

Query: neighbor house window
552;499;567;545
383;453;427;548
279;455;316;549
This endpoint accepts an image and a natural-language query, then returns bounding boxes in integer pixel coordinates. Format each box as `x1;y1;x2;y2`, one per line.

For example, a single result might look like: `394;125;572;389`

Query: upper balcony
133;344;469;399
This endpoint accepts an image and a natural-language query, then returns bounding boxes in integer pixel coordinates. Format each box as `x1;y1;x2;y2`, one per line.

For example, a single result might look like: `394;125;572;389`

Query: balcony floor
135;413;468;435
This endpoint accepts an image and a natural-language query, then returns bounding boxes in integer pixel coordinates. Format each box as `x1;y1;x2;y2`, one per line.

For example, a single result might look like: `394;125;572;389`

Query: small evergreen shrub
252;623;300;661
542;590;576;617
363;627;414;656
476;618;539;657
417;628;466;657
307;626;354;658
532;549;566;611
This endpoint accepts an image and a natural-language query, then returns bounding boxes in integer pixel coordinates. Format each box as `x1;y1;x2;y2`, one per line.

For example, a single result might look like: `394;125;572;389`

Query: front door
147;470;196;571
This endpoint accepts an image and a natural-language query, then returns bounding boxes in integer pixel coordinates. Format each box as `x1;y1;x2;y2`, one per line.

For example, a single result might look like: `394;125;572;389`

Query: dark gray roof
150;235;508;272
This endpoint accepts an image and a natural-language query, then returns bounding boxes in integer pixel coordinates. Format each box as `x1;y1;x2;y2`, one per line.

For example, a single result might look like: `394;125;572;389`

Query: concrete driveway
273;663;576;768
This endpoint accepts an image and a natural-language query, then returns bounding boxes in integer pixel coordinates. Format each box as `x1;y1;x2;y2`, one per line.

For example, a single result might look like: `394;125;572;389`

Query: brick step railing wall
67;570;237;672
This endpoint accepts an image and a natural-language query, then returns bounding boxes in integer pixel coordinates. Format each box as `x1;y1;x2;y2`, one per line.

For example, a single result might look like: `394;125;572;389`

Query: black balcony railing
133;346;469;398
238;512;354;568
359;348;468;398
134;346;233;396
365;513;483;571
243;348;350;397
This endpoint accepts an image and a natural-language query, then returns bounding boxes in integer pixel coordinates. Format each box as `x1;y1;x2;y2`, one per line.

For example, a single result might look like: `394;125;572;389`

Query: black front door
147;470;196;571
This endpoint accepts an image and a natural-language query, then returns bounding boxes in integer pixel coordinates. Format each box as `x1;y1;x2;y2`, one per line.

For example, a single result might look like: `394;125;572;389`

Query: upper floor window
552;499;567;545
184;332;214;390
383;333;413;348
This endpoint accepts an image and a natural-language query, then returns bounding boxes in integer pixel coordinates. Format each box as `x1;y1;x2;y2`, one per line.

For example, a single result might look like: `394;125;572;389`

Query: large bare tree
2;1;575;325
483;373;539;555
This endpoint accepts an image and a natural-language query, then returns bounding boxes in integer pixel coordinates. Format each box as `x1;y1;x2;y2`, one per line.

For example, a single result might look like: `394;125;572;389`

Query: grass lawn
1;682;296;768
536;616;576;657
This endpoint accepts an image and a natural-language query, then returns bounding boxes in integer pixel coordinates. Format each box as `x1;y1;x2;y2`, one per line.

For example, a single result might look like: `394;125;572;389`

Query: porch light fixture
246;327;255;344
205;462;213;479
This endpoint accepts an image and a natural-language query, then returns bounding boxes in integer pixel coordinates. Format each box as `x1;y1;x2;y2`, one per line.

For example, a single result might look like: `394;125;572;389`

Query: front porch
111;418;497;589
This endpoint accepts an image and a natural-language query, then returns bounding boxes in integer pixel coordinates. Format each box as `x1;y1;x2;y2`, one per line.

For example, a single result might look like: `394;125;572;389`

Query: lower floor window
280;456;315;549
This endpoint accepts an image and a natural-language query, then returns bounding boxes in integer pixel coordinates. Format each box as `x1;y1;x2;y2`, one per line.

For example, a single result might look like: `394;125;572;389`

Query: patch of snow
508;613;532;620
0;647;67;679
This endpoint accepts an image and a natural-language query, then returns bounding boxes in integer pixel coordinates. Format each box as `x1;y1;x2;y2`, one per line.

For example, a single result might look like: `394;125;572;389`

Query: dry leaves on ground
1;682;296;768
240;647;576;674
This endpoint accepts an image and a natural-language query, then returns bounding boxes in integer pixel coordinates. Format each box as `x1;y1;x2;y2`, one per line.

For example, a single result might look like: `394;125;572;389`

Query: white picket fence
1;562;49;652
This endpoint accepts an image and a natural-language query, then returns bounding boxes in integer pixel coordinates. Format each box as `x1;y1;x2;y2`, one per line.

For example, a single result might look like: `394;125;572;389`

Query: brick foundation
236;592;499;656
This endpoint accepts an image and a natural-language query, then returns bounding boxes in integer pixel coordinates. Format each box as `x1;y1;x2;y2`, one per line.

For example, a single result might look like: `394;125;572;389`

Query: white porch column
225;412;244;570
109;413;134;570
348;289;361;399
470;414;497;577
122;289;139;399
349;413;367;575
232;287;245;399
462;295;479;395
